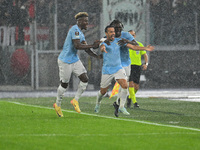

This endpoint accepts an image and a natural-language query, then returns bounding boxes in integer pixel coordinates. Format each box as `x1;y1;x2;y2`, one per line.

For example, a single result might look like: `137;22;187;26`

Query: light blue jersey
102;38;123;74
58;25;85;64
120;31;134;67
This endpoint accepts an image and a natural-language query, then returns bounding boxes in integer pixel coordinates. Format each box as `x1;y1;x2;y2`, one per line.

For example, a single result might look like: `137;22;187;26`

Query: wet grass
0;97;200;150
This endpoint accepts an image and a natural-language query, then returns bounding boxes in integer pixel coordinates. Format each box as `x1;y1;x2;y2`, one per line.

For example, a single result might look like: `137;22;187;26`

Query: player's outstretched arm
85;49;102;59
145;45;155;51
129;39;139;45
83;40;102;59
118;39;138;46
73;39;101;50
127;43;155;51
92;40;102;49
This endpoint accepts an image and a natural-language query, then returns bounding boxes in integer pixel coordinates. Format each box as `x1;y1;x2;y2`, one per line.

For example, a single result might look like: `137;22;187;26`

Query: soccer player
54;12;101;117
94;25;130;116
109;20;154;117
94;25;154;117
127;30;148;108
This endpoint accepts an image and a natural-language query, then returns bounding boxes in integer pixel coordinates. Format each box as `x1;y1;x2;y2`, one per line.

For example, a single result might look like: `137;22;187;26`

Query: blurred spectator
14;0;29;45
27;0;35;22
0;0;15;46
0;0;29;46
0;0;13;26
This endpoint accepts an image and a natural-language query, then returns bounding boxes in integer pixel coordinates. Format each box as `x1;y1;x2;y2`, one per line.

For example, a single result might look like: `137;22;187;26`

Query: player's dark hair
105;25;114;33
128;30;136;36
109;19;124;28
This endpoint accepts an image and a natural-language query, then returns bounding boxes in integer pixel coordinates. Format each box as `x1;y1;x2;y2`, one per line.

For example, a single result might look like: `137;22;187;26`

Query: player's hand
142;64;148;70
118;38;129;46
92;40;101;49
145;45;155;51
100;44;107;53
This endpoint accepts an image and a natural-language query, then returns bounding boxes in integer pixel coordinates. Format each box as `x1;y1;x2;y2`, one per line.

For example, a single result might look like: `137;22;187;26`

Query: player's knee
61;81;68;89
79;73;89;83
81;78;88;83
123;85;128;89
121;83;128;89
100;89;107;95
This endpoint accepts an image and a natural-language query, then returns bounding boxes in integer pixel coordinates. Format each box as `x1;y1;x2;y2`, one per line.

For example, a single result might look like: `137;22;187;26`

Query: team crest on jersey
75;32;79;36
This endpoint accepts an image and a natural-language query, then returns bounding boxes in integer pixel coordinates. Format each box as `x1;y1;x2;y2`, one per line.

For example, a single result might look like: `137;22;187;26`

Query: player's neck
115;35;121;38
77;24;83;31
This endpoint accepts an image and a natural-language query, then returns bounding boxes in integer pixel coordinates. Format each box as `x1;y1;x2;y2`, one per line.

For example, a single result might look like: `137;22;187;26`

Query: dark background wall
145;49;200;88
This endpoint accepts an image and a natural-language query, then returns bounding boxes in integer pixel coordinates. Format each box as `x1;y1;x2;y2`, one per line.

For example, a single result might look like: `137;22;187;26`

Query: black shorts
129;65;141;84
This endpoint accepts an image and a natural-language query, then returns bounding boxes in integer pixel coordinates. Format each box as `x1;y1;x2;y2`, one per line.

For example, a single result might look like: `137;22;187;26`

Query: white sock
56;85;67;107
74;81;88;101
116;86;121;105
119;88;128;109
96;91;103;105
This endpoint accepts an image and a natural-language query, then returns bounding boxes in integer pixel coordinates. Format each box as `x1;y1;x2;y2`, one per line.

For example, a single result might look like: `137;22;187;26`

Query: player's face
79;17;89;30
130;31;136;38
106;27;115;41
114;23;123;37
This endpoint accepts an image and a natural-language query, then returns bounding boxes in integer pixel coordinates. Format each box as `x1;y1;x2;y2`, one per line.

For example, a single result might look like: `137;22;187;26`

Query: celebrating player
109;20;154;117
94;25;130;116
53;12;101;117
95;25;154;117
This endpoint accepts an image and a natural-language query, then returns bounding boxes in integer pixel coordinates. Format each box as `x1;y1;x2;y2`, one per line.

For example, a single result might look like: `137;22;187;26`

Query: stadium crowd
0;0;199;47
0;0;54;46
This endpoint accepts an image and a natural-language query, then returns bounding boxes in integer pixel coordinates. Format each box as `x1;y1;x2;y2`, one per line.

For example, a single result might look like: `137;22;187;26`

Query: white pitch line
3;101;200;132
169;98;200;102
1;132;199;137
188;96;200;99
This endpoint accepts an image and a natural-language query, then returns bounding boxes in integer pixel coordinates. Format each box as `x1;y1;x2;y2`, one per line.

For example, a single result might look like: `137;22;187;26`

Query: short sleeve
126;32;134;41
100;42;106;46
71;28;81;40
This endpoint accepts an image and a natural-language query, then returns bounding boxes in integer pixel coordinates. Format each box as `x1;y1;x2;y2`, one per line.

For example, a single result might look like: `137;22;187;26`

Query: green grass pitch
0;96;200;150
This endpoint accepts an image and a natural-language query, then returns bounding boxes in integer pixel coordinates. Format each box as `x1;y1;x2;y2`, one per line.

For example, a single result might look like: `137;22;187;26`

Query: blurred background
0;0;199;91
